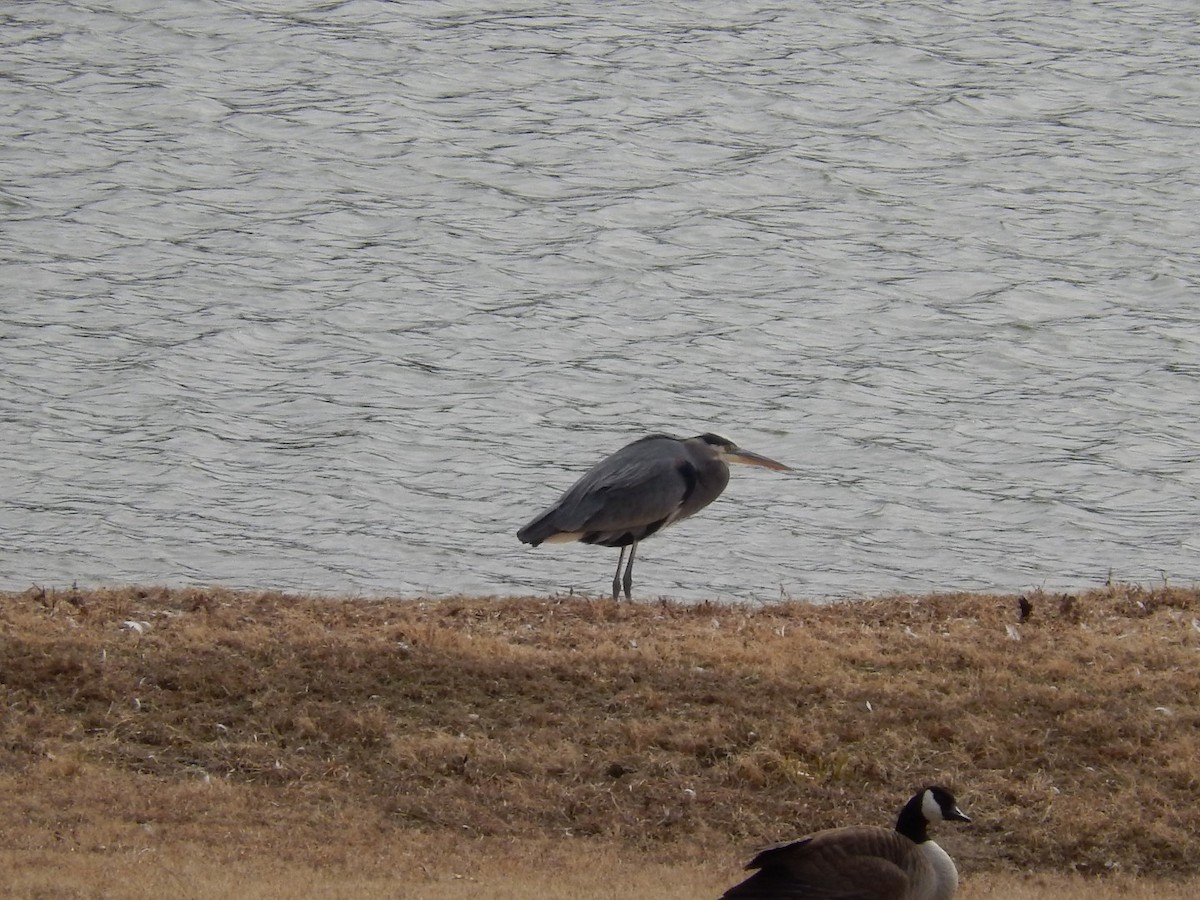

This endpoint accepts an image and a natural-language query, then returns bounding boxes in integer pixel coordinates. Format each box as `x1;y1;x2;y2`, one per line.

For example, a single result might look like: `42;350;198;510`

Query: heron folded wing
552;453;692;535
517;436;702;545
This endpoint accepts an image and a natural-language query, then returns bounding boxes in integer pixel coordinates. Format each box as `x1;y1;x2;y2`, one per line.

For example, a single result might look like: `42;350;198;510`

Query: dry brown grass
3;583;1199;897
3;846;1199;900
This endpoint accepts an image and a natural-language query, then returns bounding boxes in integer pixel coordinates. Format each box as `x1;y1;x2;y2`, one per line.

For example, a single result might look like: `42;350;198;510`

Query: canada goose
720;786;971;900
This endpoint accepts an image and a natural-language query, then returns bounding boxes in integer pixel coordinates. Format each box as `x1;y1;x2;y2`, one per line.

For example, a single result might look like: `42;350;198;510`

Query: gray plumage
721;786;970;900
517;432;790;600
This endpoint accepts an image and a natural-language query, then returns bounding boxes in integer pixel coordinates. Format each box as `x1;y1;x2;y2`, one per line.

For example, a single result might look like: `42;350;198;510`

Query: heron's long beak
726;448;791;472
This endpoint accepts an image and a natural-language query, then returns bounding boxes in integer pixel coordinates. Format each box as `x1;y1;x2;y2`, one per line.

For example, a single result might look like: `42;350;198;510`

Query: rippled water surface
3;0;1199;602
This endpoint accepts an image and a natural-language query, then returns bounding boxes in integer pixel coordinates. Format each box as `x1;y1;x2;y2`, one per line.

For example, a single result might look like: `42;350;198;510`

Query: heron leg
621;541;637;601
611;545;627;601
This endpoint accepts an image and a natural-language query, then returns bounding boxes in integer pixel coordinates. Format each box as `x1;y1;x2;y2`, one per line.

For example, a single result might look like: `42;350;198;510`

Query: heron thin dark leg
621;540;637;601
611;545;627;601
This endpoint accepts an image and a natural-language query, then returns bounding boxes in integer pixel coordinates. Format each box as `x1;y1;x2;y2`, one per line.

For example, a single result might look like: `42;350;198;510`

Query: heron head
696;432;738;452
695;433;791;472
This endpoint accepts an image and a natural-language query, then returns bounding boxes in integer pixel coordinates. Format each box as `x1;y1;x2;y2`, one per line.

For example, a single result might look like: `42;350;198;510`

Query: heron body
517;432;790;600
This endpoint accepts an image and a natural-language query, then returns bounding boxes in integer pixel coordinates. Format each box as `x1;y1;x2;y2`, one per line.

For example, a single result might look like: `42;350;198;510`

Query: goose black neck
895;794;930;843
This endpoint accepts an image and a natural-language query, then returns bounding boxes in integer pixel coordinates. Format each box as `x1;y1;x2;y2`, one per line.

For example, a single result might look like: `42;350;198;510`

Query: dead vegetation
2;583;1199;892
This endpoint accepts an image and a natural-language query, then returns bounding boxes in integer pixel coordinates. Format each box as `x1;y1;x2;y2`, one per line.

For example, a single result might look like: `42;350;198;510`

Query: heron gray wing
551;445;696;535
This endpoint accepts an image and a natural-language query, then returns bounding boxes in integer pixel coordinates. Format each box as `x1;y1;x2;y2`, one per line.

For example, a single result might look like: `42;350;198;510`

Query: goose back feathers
720;786;970;900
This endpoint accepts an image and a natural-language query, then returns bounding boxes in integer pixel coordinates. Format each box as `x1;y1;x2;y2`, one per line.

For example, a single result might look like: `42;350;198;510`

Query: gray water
3;0;1199;603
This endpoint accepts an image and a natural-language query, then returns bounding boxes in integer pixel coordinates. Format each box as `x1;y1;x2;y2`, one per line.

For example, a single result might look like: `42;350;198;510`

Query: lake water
3;0;1199;603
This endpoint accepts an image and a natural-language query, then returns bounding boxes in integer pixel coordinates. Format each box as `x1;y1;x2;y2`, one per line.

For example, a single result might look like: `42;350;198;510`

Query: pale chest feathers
911;840;959;900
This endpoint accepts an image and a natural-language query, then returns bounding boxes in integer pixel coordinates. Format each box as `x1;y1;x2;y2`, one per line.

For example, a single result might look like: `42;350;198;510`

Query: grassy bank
3;583;1199;897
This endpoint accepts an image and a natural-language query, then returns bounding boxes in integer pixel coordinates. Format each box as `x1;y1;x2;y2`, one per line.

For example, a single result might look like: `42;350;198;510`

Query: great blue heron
516;432;790;600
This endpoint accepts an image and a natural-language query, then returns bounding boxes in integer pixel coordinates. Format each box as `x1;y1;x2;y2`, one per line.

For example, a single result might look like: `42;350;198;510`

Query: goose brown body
721;787;969;900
